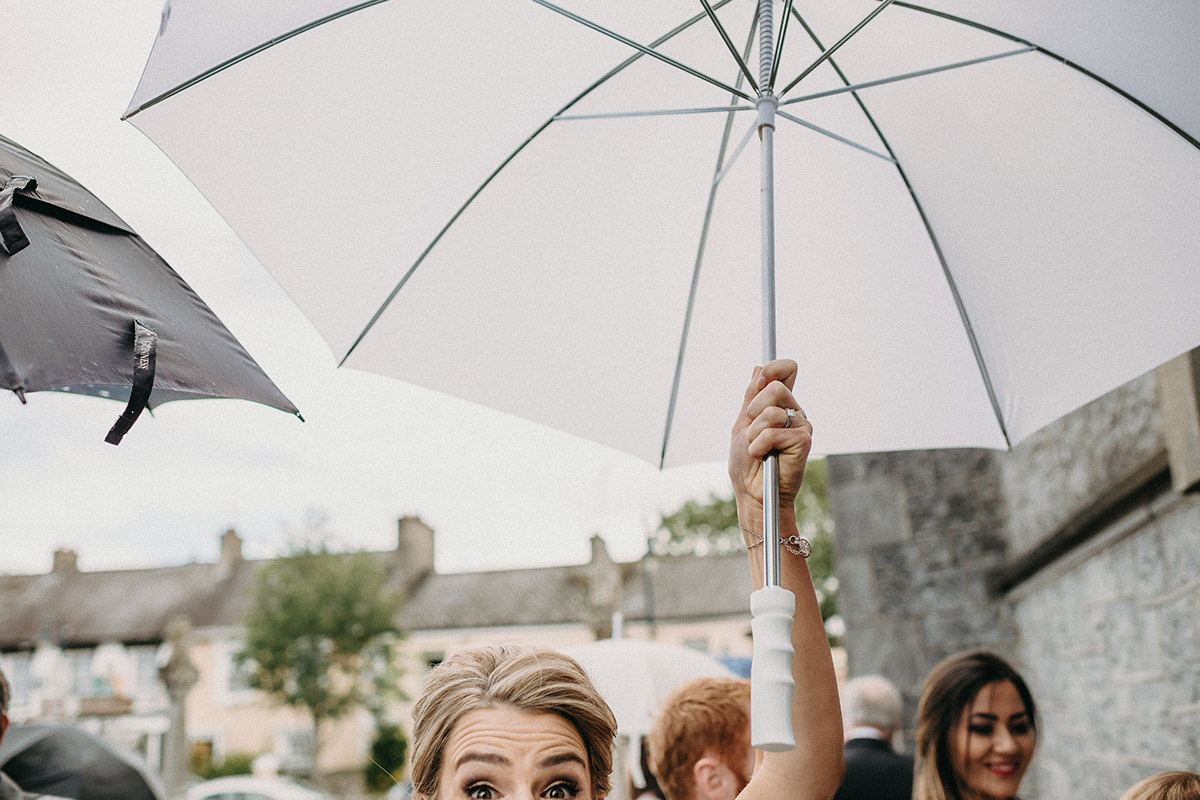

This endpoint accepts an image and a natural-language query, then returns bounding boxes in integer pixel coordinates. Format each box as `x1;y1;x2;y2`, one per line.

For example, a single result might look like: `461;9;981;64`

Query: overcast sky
1;0;732;576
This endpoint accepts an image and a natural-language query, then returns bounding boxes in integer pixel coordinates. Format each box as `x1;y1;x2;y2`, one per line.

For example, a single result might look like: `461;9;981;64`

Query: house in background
0;519;753;780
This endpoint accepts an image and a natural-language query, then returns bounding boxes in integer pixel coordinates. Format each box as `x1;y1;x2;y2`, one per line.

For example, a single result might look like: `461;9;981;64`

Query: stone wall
829;447;1013;736
1013;490;1200;797
827;355;1200;798
999;372;1163;558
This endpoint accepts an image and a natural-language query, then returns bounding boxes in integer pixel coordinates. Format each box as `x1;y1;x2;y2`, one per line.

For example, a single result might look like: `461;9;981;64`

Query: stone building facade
828;350;1200;798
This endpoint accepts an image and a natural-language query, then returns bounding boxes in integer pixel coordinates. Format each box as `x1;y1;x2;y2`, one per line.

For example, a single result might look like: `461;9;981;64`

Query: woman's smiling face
950;679;1035;800
435;706;594;800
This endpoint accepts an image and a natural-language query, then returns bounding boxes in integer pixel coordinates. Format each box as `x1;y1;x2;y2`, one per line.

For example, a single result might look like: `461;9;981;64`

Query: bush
192;750;257;779
365;723;408;792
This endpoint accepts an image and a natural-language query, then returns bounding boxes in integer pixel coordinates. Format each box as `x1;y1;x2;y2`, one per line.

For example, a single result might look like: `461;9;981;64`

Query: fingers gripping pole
751;585;796;750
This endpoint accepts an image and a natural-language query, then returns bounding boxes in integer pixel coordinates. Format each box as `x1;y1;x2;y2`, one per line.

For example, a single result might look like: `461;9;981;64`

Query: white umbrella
122;0;1200;747
562;638;737;789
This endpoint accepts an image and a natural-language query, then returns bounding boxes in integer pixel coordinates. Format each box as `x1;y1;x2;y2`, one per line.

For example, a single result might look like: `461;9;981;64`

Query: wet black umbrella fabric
0;722;167;800
0;133;299;443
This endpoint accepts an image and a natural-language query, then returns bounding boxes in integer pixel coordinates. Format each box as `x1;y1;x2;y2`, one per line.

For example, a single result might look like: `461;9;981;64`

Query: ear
692;756;730;800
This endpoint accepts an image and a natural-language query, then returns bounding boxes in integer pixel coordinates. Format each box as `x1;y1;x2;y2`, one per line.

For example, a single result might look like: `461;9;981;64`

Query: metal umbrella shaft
750;0;797;752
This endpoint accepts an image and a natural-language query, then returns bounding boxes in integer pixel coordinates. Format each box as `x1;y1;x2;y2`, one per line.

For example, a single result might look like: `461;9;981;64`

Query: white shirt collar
846;725;888;742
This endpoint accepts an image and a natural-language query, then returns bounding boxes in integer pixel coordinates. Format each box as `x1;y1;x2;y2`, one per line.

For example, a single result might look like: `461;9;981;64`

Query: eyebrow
452;752;586;771
539;752;587;769
454;752;512;770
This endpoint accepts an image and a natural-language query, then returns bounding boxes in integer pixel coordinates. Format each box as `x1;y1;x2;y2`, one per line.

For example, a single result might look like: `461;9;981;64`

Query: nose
993;726;1019;754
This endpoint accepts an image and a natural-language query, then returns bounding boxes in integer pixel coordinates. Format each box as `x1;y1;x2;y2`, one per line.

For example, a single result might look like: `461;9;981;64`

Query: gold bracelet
740;525;812;558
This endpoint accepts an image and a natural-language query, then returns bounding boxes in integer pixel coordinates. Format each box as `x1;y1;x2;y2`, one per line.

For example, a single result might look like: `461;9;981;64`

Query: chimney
217;529;243;579
589;533;612;565
395;516;435;589
579;534;622;640
52;548;78;574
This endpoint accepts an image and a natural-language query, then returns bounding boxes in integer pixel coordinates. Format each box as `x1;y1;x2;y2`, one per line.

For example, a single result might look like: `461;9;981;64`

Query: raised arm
729;359;844;800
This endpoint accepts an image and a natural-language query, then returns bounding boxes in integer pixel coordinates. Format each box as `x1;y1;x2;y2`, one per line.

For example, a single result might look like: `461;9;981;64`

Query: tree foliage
237;541;405;768
651;459;839;637
365;722;409;792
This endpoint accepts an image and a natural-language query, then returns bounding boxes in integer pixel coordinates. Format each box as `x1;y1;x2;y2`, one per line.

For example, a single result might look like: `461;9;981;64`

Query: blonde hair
647;676;752;800
914;650;1037;800
1118;771;1200;800
410;644;617;800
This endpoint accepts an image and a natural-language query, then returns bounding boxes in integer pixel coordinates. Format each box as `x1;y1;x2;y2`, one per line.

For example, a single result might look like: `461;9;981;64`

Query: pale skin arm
729;359;845;800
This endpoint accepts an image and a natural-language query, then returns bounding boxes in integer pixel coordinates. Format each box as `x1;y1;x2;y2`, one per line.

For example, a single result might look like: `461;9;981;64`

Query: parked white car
186;775;333;800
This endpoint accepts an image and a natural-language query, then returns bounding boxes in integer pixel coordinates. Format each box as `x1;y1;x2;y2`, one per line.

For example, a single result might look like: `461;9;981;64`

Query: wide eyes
461;780;581;799
545;781;581;799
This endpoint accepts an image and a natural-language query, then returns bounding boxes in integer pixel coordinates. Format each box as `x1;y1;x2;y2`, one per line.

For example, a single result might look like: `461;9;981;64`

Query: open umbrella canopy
563;638;737;743
0;722;168;800
562;638;737;787
123;0;1200;466
0;132;298;443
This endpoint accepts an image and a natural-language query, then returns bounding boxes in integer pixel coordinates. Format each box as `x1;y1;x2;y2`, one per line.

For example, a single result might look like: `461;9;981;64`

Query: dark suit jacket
830;737;915;800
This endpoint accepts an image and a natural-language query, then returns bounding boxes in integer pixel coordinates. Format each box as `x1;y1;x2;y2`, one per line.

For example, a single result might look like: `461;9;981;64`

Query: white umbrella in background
563;638;737;795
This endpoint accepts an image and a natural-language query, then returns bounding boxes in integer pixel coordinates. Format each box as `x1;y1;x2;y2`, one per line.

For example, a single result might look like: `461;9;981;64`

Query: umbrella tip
13;387;27;404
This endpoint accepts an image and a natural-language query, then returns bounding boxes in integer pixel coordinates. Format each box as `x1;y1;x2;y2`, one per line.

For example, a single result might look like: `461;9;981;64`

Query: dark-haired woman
914;650;1038;800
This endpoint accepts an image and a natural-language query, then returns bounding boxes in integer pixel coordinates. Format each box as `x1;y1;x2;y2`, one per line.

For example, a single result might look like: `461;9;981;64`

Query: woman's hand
728;358;813;512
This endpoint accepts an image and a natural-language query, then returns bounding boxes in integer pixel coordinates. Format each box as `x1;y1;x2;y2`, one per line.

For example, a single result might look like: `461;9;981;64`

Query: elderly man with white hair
832;674;915;800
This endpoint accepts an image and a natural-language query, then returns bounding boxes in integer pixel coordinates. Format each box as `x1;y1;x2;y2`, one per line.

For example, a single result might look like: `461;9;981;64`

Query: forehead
964;679;1027;716
444;706;589;765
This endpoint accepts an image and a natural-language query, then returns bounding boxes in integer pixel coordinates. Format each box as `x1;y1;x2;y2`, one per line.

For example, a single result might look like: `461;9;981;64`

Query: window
421;650;445;671
66;649;107;696
0;652;33;715
131;645;167;706
212;639;255;706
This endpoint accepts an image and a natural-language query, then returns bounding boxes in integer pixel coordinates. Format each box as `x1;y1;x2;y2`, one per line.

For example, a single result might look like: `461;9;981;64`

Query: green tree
237;540;405;776
651;459;839;640
365;722;409;792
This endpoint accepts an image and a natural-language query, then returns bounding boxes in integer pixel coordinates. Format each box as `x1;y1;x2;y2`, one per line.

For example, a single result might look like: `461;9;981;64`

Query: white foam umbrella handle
750;584;796;750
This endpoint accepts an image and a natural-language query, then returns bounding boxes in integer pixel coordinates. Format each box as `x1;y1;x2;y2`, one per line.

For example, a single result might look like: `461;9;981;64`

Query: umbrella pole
749;0;797;752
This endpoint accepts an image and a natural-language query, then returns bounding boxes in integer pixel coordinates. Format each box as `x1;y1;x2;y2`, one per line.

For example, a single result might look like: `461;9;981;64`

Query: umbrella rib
774;109;896;162
768;0;796;91
789;7;1012;446
777;0;897;98
556;104;753;121
713;123;759;186
123;0;390;118
528;0;754;103
698;0;759;94
341;2;736;364
779;48;1036;107
889;2;1200;151
660;17;758;468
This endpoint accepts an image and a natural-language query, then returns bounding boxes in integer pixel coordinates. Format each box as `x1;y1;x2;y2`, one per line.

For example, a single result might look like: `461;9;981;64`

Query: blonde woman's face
950;680;1034;800
434;706;594;800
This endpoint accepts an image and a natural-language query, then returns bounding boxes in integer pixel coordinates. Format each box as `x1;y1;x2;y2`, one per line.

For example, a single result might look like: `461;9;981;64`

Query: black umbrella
0;133;299;443
0;722;167;800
